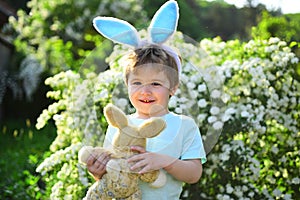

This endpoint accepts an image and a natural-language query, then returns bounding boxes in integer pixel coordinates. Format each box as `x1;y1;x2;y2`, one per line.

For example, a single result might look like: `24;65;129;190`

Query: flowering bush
36;33;299;199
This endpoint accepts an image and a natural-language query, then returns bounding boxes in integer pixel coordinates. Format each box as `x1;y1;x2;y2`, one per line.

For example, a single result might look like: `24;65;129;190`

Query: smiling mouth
140;99;155;103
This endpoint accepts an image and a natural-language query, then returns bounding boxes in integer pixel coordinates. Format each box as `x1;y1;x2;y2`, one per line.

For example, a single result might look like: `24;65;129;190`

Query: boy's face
127;65;177;118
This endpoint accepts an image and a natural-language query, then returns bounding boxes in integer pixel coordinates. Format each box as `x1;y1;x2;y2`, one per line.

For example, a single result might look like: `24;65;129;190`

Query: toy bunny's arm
78;146;95;164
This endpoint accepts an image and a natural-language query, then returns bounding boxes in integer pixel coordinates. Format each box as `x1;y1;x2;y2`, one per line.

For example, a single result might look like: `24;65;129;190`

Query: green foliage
9;0;148;74
252;11;300;43
0;119;56;199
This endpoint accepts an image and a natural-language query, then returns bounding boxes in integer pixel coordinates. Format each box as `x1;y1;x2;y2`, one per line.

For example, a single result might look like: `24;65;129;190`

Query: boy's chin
148;104;168;117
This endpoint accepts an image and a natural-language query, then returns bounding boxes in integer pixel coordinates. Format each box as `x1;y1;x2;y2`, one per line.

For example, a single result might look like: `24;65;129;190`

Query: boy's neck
133;110;170;119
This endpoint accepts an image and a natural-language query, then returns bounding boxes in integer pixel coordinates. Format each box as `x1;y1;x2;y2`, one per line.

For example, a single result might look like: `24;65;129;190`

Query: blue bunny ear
148;0;179;44
93;17;140;47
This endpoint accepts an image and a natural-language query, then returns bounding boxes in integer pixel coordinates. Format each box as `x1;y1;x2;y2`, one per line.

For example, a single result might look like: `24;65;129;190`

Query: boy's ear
169;84;179;96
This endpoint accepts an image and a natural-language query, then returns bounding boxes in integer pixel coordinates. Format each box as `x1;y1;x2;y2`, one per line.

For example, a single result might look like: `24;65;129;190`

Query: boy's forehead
132;63;175;74
129;66;171;83
130;67;164;78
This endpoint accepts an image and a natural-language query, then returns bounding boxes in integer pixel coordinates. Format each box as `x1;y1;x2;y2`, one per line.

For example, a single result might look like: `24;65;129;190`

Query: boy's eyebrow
130;77;164;82
129;78;141;82
151;79;164;83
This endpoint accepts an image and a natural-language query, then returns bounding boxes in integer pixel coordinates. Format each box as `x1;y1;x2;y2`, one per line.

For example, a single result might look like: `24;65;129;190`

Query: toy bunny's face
104;104;166;149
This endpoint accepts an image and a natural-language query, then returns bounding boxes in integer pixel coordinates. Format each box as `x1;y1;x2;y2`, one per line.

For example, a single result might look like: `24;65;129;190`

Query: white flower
291;57;299;64
187;82;195;89
226;184;234;194
222;114;231;122
64;194;73;200
168;96;177;107
175;107;182;114
271;146;279;154
210;106;220;115
211;89;221;98
248;192;255;198
99;89;108;98
283;194;292;200
115;98;128;109
241;110;250;118
198;99;207;108
291;177;300;184
198;84;206;92
226;107;236;114
219;152;230;161
189;90;198;99
197;114;207;122
213;121;224;130
190;74;201;82
222;93;231;103
208;116;217;123
272;188;282;197
269;37;280;44
242;185;248;192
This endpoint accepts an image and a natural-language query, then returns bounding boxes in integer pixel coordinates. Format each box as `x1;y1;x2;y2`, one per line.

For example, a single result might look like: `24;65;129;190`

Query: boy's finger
86;155;97;166
130;145;146;153
127;153;144;163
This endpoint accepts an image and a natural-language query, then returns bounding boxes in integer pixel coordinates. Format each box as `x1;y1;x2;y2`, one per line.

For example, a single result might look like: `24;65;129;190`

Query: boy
86;44;206;199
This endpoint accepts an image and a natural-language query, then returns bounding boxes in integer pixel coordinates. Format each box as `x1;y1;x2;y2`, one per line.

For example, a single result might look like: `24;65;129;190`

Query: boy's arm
163;158;202;184
128;146;203;184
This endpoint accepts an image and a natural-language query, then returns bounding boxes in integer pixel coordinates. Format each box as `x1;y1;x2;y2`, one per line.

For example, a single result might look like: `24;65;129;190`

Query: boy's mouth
140;99;155;103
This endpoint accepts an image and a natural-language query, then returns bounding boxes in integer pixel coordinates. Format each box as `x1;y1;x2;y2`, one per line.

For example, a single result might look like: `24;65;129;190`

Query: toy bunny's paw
149;169;167;188
78;146;94;164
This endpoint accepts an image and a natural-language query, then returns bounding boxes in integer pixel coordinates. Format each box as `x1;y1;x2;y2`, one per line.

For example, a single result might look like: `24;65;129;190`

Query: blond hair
123;44;179;88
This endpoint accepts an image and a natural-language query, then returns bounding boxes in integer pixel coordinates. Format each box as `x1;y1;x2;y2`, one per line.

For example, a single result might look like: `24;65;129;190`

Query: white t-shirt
103;112;207;200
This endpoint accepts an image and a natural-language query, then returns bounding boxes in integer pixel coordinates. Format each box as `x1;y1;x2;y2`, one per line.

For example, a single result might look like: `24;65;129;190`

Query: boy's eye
151;82;162;86
132;81;142;85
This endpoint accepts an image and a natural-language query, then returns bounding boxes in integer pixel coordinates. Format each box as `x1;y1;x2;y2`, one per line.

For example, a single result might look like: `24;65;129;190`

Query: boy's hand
128;146;175;174
86;152;111;180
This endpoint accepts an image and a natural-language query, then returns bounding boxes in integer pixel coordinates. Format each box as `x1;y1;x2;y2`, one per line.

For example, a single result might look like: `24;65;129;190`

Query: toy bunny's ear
104;103;128;129
139;117;166;138
148;0;179;44
93;17;140;47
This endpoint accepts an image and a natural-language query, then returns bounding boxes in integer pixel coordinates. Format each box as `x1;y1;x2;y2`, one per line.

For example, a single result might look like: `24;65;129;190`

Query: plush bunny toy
78;103;167;199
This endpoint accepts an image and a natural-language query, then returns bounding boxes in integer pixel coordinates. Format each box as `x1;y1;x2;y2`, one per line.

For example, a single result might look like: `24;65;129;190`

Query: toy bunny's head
104;104;166;149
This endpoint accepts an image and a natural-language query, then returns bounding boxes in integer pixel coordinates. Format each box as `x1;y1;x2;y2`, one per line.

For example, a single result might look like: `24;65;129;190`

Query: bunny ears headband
93;0;181;73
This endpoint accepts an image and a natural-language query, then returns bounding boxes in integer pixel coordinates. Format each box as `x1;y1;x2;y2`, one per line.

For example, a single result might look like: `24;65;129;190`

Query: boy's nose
139;84;152;94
